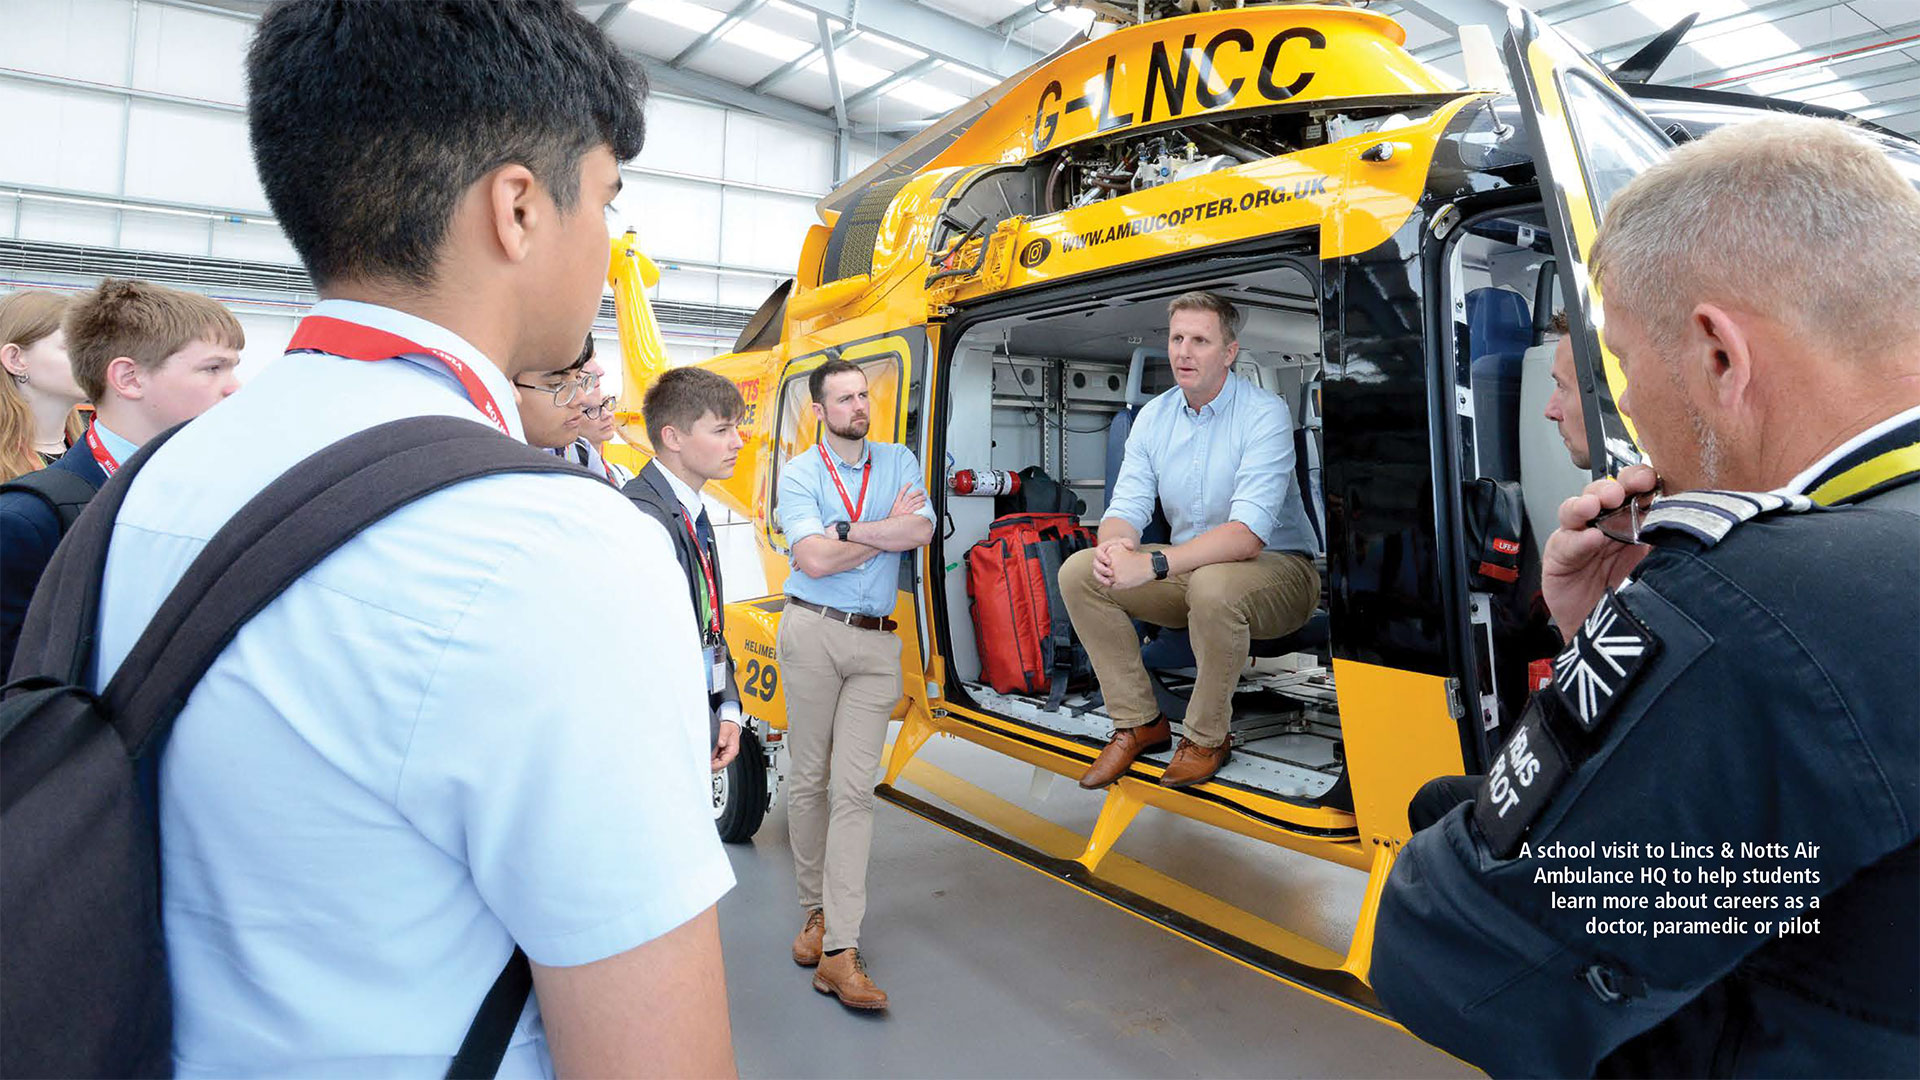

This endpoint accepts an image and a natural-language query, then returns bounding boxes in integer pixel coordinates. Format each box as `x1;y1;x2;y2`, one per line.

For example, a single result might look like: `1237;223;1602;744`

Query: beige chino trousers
776;603;902;952
1059;546;1319;748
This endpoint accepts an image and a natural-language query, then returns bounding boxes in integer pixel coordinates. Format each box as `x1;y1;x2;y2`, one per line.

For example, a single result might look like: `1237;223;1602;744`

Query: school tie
696;507;715;560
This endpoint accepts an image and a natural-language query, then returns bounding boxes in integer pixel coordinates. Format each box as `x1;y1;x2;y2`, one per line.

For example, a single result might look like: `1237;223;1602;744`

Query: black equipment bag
0;465;100;533
1462;477;1527;592
1;416;591;1079
994;465;1085;518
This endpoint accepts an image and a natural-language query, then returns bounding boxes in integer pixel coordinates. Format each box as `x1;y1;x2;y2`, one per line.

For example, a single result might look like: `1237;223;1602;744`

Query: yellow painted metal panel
930;6;1456;170
1330;659;1465;848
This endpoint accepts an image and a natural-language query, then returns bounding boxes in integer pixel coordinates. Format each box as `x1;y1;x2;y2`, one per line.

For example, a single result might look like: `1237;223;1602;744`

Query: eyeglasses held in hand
1586;481;1664;545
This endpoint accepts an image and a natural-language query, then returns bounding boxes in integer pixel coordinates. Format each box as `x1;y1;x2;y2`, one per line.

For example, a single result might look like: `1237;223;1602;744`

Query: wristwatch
835;520;852;542
1150;550;1170;580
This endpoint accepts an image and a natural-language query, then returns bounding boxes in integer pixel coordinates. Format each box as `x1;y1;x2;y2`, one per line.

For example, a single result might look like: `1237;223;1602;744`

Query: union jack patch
1554;590;1658;732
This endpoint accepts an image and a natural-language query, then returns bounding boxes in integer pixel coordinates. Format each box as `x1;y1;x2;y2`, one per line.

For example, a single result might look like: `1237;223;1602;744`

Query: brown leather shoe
1158;737;1230;788
813;948;889;1010
1078;716;1173;789
792;908;824;967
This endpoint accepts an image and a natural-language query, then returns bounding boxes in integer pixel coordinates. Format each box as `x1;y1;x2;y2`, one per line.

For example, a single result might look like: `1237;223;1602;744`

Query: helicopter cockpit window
1560;72;1672;221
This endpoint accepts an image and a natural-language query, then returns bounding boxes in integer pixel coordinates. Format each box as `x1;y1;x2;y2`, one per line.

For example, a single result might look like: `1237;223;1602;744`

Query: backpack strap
1032;539;1077;710
6;424;186;686
446;948;533;1079
0;467;101;534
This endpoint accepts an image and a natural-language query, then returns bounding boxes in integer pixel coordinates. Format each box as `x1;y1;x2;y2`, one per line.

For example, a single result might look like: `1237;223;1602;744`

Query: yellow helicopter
598;1;1920;1023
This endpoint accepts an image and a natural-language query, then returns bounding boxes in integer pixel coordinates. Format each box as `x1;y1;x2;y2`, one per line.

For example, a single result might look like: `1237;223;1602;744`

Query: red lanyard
286;314;510;436
84;421;120;477
819;442;871;523
680;513;721;637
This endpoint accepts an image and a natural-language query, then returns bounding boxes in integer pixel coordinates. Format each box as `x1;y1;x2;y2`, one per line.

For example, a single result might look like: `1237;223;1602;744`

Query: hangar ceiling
583;0;1919;157
176;0;1920;159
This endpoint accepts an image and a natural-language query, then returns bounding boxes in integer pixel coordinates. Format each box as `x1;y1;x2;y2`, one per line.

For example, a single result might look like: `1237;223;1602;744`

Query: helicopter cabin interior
937;258;1342;805
929;205;1588;807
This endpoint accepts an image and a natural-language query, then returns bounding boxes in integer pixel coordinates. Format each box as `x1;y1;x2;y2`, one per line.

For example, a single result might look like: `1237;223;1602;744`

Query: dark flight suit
1370;442;1920;1078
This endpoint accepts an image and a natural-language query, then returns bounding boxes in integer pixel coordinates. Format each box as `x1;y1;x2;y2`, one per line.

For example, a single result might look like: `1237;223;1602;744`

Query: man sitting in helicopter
1059;291;1320;789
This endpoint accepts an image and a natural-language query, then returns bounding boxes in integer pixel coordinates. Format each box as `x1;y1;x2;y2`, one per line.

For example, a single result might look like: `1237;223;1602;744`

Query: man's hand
1543;464;1659;639
710;720;741;772
1091;537;1138;583
887;484;926;519
1097;547;1157;590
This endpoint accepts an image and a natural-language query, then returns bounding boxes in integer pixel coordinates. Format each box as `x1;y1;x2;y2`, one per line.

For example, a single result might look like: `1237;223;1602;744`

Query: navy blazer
0;442;107;675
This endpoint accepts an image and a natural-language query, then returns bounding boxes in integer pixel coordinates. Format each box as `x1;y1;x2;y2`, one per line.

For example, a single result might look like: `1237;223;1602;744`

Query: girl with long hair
0;291;86;482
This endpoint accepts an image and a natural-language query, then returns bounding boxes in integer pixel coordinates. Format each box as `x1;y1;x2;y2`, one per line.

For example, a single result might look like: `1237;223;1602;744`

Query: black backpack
0;465;100;533
1;415;596;1078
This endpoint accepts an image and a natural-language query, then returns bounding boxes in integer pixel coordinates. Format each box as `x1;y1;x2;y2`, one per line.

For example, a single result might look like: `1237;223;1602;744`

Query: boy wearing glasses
565;355;632;485
512;341;594;452
627;367;748;777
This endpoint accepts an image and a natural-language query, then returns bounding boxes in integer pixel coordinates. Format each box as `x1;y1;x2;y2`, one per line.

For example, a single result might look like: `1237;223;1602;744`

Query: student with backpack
0;279;242;674
1;3;735;1076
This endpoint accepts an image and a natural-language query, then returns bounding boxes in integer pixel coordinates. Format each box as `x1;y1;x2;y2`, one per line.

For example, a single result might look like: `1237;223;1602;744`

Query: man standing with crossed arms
775;358;934;1011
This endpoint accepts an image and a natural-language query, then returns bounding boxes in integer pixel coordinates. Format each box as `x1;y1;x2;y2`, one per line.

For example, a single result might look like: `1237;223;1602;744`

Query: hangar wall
0;0;855;390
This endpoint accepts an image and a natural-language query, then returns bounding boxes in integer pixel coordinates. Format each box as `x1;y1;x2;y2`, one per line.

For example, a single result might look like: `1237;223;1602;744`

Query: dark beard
828;417;869;441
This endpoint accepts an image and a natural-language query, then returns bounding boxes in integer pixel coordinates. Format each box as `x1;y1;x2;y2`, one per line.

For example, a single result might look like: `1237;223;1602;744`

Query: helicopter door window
1560;73;1672;222
1449;210;1576;741
766;352;904;553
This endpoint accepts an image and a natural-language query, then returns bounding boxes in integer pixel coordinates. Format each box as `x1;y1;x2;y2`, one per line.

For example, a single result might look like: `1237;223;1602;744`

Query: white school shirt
91;299;733;1077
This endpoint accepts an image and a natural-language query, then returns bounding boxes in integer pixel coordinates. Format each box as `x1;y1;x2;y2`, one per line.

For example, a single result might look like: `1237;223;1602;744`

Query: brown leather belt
789;598;897;632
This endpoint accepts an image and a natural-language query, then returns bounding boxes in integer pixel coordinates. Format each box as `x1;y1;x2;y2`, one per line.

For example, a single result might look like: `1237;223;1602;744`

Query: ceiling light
643;0;725;34
809;53;890;88
887;81;968;112
723;20;811;62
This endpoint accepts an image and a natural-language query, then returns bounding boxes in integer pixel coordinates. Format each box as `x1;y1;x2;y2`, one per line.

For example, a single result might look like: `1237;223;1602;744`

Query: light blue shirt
91;418;137;465
1107;373;1316;554
777;439;935;617
91;299;734;1077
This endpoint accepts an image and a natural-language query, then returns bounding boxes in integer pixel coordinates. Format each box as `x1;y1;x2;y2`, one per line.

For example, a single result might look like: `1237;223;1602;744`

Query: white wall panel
123;101;264;210
117;212;211;254
656;268;719;305
209;222;298;265
619;175;723;264
231;310;296;381
130;3;249;104
5;0;829;351
0;83;127;191
0;0;135;85
719;189;815;269
723;112;833;191
16;200;116;246
719;276;779;309
636;97;728;178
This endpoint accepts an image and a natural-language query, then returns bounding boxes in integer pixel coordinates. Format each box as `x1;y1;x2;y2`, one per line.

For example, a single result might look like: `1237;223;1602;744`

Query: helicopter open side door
1502;5;1674;475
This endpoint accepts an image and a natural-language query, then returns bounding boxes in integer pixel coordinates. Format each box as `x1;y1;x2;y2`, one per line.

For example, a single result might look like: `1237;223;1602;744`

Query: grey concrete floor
715;732;1480;1079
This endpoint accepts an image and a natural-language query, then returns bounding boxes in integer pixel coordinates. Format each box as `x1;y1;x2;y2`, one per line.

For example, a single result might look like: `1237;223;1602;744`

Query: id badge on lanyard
680;514;728;694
